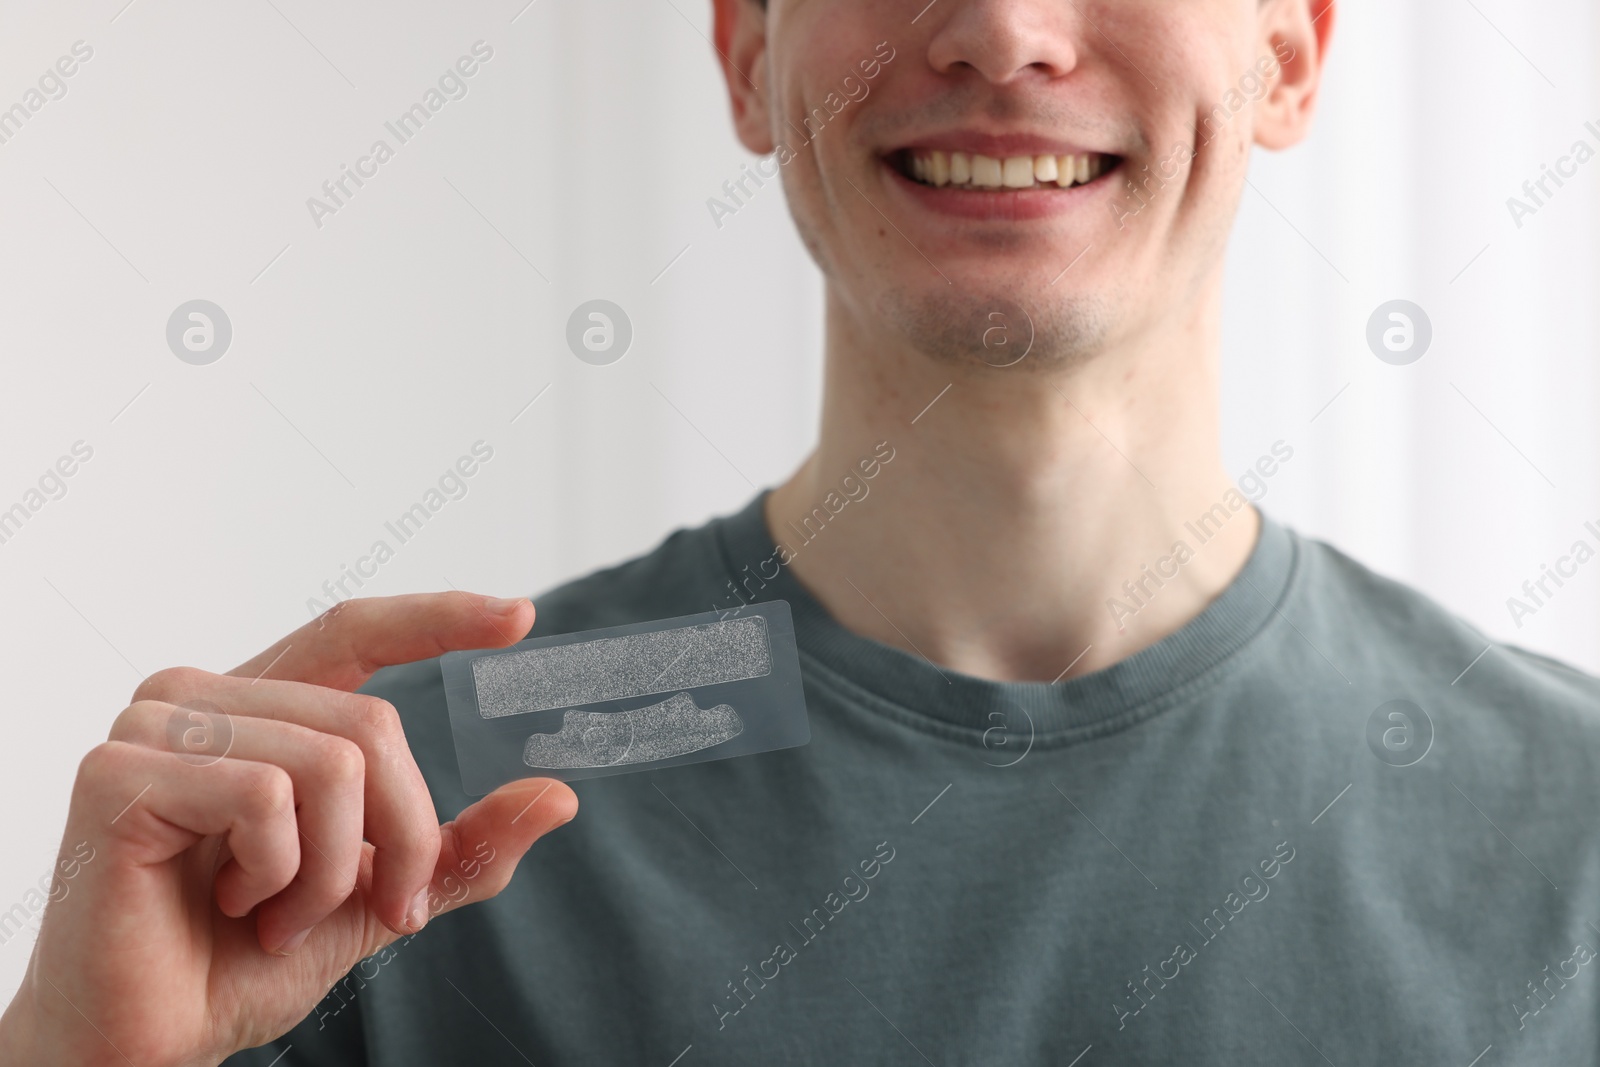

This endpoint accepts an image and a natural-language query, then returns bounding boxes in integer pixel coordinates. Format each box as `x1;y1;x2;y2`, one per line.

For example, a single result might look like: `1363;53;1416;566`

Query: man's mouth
891;148;1119;190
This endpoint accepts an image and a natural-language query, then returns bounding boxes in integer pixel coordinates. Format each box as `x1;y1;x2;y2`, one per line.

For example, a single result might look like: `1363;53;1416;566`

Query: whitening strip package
441;601;809;793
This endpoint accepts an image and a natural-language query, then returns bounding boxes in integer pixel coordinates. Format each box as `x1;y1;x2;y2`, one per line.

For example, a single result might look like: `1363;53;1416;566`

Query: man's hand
0;593;577;1067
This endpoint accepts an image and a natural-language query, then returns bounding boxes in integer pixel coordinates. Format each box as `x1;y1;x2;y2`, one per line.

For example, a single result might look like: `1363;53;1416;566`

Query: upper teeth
908;150;1105;189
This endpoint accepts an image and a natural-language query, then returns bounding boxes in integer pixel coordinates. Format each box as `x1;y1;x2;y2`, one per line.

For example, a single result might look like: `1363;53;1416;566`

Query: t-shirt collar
713;488;1298;741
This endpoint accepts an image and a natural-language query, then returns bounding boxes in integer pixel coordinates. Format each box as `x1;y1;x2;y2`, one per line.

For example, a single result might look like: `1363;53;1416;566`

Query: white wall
0;0;1594;998
1222;0;1600;671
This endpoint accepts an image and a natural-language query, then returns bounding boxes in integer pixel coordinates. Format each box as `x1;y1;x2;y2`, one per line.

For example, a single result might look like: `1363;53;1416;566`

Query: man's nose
925;0;1083;85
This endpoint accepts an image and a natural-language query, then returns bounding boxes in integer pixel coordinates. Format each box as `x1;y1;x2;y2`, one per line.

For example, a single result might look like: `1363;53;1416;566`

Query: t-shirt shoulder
1289;527;1600;726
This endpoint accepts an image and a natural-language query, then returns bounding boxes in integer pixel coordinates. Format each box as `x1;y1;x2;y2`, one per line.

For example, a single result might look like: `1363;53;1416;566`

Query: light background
0;0;1595;998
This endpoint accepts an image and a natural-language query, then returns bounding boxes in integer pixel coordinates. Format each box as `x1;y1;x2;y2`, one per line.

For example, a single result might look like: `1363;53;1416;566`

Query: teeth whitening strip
471;615;773;718
521;692;744;769
441;602;809;793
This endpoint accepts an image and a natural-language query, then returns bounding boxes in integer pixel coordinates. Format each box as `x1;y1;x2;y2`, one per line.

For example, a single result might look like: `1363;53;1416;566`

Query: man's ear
1253;0;1335;150
712;0;775;155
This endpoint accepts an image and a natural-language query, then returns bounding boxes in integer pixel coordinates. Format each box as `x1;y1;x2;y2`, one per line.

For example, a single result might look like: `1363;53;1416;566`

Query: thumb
426;778;579;918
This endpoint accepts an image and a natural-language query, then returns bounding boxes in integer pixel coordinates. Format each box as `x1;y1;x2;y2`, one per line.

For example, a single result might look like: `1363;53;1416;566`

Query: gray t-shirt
230;491;1600;1065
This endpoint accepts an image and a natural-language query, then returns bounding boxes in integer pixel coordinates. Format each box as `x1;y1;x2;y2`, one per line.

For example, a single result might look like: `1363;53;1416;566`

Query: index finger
229;592;534;691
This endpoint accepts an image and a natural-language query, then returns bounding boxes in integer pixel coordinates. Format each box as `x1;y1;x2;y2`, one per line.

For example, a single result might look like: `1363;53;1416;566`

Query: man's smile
879;139;1124;223
894;147;1117;190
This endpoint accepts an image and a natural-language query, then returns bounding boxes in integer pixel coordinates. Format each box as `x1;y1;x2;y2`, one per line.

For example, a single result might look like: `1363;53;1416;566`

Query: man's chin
876;285;1113;373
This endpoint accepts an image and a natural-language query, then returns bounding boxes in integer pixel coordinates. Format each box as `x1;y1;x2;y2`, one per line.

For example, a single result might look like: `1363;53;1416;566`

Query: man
6;0;1599;1062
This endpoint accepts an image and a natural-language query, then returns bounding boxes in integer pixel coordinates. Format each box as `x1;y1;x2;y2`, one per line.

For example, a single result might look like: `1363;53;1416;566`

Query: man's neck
764;284;1259;684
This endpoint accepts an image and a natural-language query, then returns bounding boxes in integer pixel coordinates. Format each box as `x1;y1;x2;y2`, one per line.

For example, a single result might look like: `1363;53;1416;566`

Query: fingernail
407;886;431;932
273;927;313;956
485;597;525;615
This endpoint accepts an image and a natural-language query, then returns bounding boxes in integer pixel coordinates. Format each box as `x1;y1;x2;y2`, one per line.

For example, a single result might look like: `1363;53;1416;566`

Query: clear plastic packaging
441;601;809;793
